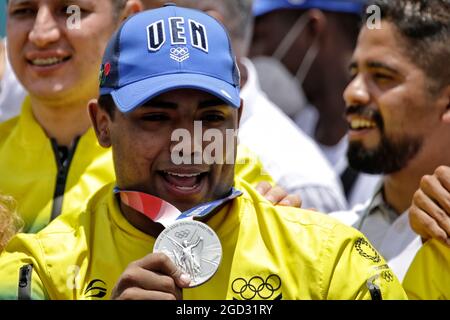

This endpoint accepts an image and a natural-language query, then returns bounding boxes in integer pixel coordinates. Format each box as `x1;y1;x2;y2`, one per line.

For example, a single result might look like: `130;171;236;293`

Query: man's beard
346;105;423;174
347;134;423;174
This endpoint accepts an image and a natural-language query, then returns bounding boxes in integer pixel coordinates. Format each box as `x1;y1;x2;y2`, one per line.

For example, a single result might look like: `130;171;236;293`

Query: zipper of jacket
50;137;80;221
18;264;33;300
367;275;383;300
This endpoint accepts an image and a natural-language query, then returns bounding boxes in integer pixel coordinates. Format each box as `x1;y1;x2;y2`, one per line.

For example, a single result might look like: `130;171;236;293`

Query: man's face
105;89;240;212
7;0;120;101
344;21;442;174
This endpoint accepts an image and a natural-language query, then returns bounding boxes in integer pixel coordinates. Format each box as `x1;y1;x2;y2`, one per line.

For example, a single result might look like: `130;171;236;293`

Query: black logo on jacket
232;275;282;300
84;279;107;298
355;237;381;263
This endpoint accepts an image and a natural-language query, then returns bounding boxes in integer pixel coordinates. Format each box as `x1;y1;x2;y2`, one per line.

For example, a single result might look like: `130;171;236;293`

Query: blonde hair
0;194;23;251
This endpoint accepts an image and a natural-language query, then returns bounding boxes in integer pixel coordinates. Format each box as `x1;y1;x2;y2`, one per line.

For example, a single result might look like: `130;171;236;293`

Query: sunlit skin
7;0;121;103
90;89;242;217
345;21;450;214
344;21;440;152
138;0;301;208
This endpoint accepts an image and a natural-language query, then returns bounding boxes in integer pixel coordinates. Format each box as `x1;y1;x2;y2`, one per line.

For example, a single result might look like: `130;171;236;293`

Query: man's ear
298;9;327;46
88;99;112;148
441;85;450;124
119;0;143;21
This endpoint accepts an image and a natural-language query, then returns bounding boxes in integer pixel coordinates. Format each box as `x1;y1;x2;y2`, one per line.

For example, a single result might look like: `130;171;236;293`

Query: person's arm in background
409;166;450;245
402;166;450;299
255;181;302;207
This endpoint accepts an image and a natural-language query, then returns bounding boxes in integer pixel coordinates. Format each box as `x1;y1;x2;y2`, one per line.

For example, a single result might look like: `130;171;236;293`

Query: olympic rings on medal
175;229;190;239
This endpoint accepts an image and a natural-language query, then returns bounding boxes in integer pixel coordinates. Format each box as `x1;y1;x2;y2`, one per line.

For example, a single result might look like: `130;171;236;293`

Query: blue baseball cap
253;0;366;17
99;4;241;112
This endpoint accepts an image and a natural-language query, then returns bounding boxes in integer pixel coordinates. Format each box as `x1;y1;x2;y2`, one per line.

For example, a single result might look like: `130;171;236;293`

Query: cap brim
108;73;241;113
253;1;364;17
253;3;291;17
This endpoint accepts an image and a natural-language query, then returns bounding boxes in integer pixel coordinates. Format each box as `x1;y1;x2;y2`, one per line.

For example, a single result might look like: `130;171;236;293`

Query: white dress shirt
331;185;421;281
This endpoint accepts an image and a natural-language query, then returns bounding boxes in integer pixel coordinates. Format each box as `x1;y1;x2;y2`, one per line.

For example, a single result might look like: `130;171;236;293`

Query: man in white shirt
331;0;450;281
140;0;348;212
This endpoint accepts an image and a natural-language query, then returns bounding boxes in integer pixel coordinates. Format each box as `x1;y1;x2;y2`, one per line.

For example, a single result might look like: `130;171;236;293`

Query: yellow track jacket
0;179;406;300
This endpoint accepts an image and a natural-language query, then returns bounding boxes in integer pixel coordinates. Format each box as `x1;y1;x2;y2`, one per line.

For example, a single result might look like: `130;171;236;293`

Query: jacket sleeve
323;223;408;300
403;239;449;300
235;144;276;187
0;234;49;300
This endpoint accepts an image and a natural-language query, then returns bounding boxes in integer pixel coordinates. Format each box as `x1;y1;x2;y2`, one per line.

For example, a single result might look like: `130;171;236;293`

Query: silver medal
153;220;222;287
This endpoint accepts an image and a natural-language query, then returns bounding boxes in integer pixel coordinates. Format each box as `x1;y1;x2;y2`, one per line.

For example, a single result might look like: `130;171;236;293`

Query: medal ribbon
114;187;242;227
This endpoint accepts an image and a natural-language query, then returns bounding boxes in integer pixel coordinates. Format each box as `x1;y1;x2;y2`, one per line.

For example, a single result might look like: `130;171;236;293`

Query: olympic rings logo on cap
170;47;190;62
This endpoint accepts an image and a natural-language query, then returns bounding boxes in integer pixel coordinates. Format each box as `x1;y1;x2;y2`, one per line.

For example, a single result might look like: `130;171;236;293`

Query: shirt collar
366;183;402;223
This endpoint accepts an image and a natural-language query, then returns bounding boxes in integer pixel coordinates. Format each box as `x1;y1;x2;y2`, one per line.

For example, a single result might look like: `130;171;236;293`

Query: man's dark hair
98;94;116;120
365;0;450;90
335;12;362;47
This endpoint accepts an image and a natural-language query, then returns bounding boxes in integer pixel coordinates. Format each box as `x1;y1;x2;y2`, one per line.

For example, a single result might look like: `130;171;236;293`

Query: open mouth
160;170;208;192
28;56;71;67
348;117;377;131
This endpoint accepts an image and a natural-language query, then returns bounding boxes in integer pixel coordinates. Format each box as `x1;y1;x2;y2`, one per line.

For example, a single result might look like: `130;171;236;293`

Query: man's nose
343;74;371;109
28;7;61;48
188;121;203;163
170;121;204;164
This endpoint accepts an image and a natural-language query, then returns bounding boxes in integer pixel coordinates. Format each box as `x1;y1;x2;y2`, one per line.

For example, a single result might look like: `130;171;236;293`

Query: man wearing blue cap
250;0;380;207
0;0;303;238
140;0;348;214
0;5;406;300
